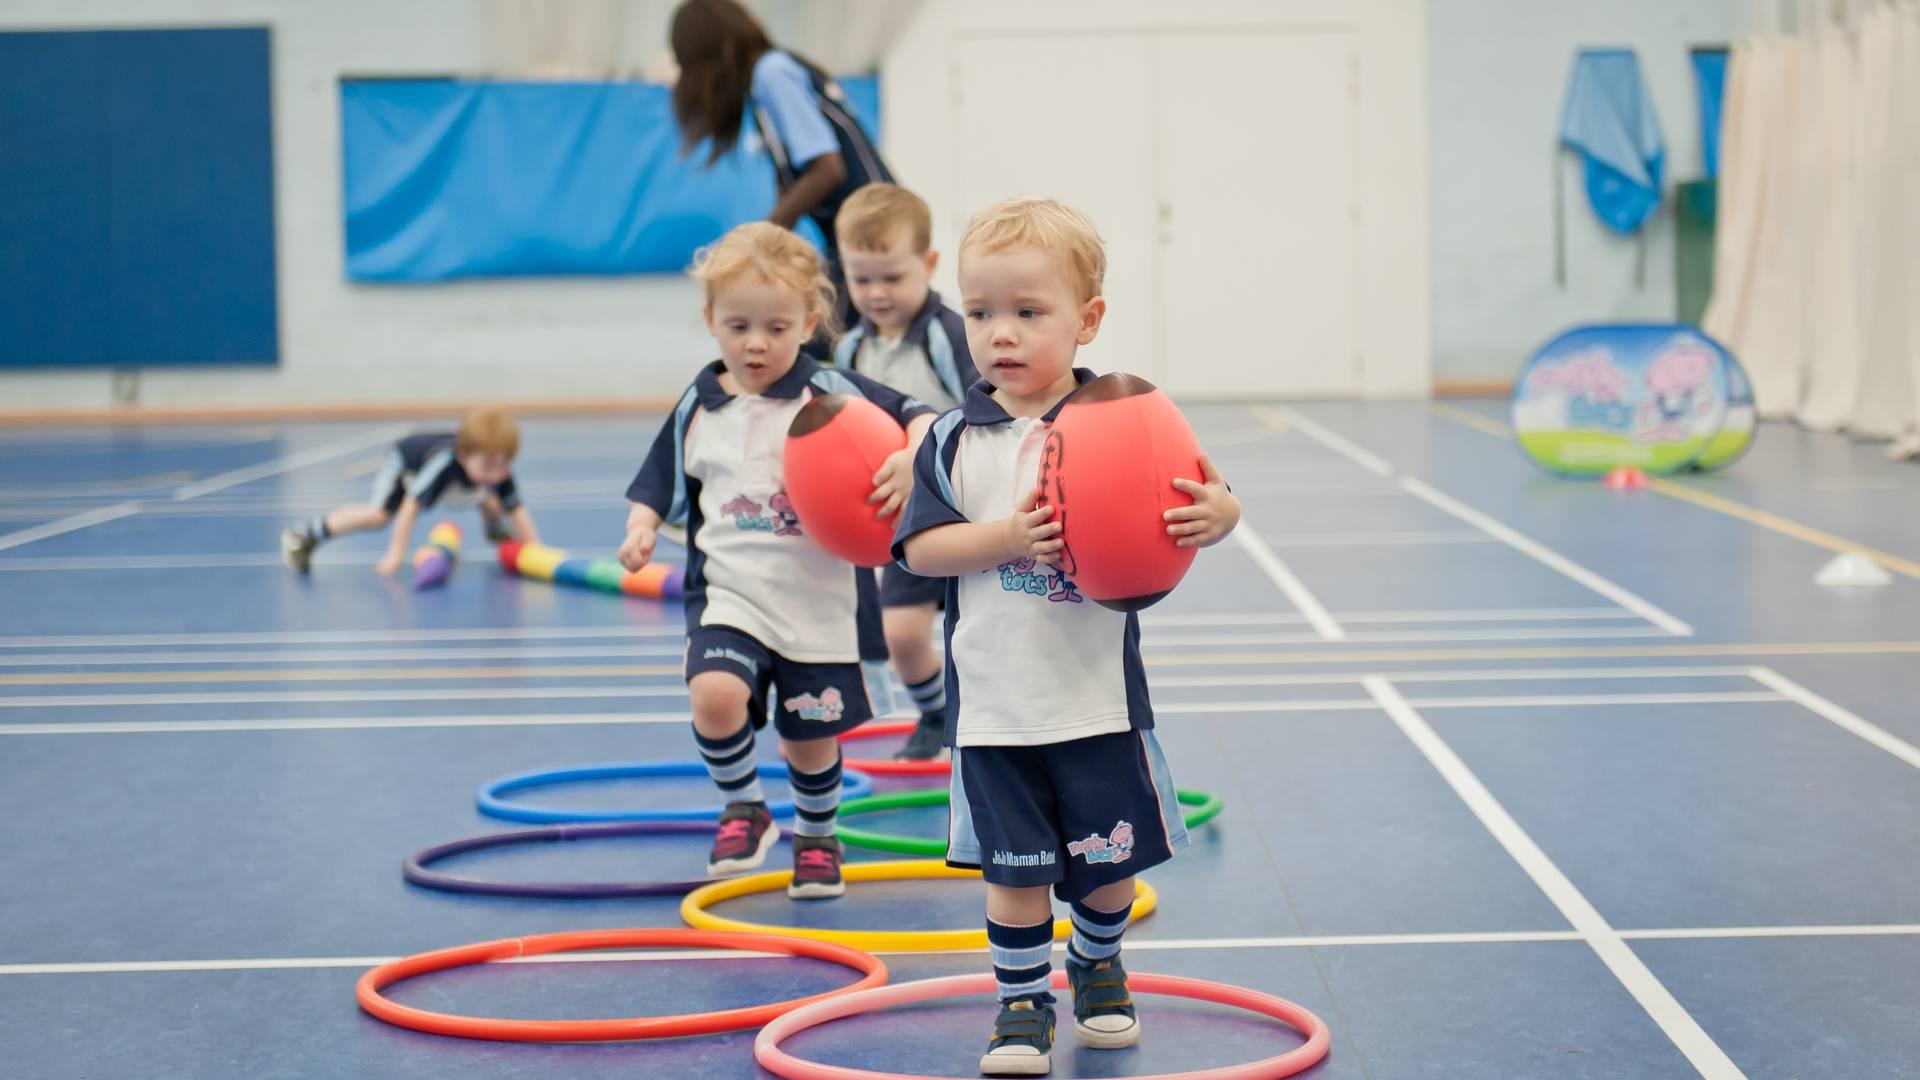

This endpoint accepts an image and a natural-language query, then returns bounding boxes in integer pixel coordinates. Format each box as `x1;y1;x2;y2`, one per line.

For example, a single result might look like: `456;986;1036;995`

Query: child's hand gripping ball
1037;373;1207;611
784;394;908;568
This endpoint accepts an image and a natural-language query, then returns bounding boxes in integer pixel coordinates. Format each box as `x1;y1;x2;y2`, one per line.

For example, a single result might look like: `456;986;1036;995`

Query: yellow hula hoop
679;859;1159;952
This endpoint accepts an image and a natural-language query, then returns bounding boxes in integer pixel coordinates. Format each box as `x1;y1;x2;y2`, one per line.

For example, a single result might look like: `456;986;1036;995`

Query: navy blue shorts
880;564;945;609
947;730;1188;902
683;625;883;741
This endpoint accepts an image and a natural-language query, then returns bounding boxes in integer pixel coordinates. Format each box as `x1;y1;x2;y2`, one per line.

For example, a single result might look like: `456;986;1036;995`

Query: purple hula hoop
404;820;792;900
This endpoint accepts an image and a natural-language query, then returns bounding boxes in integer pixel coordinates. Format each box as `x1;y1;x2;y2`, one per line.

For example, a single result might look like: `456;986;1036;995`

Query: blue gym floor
2;400;1916;1079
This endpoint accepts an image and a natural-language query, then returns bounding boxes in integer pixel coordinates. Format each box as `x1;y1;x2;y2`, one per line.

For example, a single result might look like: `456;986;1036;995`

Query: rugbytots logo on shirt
721;493;804;537
996;557;1084;603
783;686;846;723
1067;821;1135;865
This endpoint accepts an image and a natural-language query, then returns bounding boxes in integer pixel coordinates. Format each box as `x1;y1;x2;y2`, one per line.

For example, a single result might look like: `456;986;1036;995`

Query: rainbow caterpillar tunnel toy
497;541;682;601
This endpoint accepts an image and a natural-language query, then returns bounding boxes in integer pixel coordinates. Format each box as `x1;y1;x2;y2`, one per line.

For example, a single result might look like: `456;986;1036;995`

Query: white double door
953;29;1359;398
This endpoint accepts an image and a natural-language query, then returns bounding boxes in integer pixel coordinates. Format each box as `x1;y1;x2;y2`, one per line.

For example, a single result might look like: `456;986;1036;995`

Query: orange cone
1603;466;1651;489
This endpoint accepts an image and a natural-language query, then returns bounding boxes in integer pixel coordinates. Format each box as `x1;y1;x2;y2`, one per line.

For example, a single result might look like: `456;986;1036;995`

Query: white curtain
1706;0;1920;453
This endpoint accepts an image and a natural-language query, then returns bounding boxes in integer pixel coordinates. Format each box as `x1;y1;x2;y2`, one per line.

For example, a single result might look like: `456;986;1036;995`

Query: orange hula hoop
356;928;887;1042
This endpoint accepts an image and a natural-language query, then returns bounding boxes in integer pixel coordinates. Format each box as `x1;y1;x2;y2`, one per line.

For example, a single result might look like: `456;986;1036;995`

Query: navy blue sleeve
834;369;936;427
624;412;682;520
890;414;968;571
493;474;522;512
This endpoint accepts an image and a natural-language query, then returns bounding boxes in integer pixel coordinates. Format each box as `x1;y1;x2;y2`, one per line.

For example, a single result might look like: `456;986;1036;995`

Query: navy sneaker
981;992;1056;1076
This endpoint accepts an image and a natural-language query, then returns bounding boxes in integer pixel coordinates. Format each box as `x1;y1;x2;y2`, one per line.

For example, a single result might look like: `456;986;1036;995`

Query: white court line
1147;607;1638;627
0;711;692;735
0;625;691;649
1748;667;1920;771
0;686;694;711
1145;626;1678;647
1399;478;1695;637
1230;530;1344;640
1249;405;1695;638
1256;530;1495;547
0;426;413;556
0;690;1791;733
0;534;1508;571
0;623;1663;665
0;553;383;571
1619;924;1920;941
168;425;413;500
1408;691;1783;709
0;503;141;554
0;609;1645;650
1255;405;1395;476
0;644;692;667
1154;665;1754;688
1364;678;1744;1078
9;925;1918;974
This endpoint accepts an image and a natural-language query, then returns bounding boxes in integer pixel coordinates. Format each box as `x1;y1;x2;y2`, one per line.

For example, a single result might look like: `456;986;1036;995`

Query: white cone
1815;553;1893;587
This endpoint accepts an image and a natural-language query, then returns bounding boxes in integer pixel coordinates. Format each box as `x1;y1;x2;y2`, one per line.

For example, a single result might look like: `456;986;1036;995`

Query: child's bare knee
688;673;751;731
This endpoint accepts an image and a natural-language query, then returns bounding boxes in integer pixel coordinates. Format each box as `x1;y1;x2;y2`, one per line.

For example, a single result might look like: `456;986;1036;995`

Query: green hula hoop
836;787;1224;857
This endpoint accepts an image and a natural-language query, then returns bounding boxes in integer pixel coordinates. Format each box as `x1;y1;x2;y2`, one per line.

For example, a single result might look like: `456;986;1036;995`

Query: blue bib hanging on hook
1559;49;1665;234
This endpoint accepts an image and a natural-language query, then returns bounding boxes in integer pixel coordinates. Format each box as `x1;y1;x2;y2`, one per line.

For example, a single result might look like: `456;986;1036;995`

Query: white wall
881;0;1432;398
1427;0;1735;383
0;0;798;412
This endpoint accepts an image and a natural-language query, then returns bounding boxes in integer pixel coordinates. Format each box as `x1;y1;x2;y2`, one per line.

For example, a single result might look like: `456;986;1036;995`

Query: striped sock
988;917;1055;1000
1066;898;1133;966
694;726;765;807
305;516;331;543
787;752;842;839
905;672;946;721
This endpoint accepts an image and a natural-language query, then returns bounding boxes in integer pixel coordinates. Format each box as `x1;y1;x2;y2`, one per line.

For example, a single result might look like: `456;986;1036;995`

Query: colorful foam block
410;521;462;592
497;541;683;600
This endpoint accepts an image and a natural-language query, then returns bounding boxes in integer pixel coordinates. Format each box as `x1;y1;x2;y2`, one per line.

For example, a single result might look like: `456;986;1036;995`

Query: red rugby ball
1038;373;1203;611
784;394;908;567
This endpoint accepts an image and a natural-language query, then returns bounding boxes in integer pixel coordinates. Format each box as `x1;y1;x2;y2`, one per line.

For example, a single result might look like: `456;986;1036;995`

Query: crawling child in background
281;408;539;576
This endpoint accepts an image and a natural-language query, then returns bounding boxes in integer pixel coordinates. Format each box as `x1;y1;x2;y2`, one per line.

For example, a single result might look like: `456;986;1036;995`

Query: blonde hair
690;222;838;335
456;408;520;459
960;197;1106;300
837;183;933;253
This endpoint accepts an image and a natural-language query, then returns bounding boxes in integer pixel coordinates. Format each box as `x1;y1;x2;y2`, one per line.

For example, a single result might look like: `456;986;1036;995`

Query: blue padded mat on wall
341;76;879;282
0;27;278;368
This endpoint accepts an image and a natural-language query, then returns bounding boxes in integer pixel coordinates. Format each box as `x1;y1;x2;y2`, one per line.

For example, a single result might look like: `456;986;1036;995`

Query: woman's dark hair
670;0;772;163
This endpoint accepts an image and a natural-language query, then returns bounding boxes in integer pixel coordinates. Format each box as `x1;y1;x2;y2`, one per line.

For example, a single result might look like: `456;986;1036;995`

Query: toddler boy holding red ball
893;197;1242;1076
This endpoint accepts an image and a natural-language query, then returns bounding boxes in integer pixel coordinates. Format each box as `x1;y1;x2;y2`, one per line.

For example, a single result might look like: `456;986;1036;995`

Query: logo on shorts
702;646;760;677
783;686;846;723
1067;821;1135;865
991;849;1057;868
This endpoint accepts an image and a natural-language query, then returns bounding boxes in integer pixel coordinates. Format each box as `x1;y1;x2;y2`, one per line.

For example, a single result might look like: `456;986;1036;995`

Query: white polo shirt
628;356;933;663
834;289;973;416
891;371;1153;747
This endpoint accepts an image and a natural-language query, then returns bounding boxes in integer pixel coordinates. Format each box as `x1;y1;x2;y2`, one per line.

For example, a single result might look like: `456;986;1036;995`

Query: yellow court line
0;664;684;687
1426;404;1920;582
1645;478;1920;581
1137;641;1920;667
1427;401;1517;440
5;643;1919;686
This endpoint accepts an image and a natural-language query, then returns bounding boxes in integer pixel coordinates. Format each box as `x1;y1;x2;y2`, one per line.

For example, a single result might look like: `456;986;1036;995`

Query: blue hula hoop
476;760;877;824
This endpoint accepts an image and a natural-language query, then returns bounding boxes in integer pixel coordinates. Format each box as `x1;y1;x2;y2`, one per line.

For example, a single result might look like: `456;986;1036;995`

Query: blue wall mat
0;28;279;369
341;75;880;282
